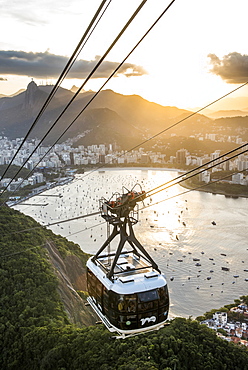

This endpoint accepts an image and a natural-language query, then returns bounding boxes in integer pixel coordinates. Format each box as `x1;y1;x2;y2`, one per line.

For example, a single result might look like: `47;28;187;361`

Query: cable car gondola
86;186;169;338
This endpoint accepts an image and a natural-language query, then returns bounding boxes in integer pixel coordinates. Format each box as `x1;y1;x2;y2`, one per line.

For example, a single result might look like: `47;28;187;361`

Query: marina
14;168;248;318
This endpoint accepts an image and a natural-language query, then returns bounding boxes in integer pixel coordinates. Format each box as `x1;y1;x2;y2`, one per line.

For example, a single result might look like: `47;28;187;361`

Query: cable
9;140;248;226
144;143;248;197
104;144;248;212
127;81;248;153
0;243;48;258
1;1;248;254
0;0;149;201
140;166;248;211
0;0;111;181
7;163;248;238
8;144;248;236
146;145;248;199
12;0;248;208
77;80;248;182
4;0;247;212
7;210;101;235
9;84;247;210
2;0;176;202
106;141;248;209
64;221;105;238
9;123;248;219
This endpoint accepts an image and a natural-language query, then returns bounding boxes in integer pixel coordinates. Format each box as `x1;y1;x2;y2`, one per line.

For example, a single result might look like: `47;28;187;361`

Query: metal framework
92;187;160;280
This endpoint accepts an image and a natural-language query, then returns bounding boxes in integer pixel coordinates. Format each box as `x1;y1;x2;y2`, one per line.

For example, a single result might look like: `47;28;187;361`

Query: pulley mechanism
92;185;160;280
86;184;169;338
101;185;146;221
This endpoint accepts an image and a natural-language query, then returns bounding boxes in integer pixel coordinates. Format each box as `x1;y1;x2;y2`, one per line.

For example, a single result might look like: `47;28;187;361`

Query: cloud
0;77;7;81
208;52;248;83
0;50;147;79
0;0;78;25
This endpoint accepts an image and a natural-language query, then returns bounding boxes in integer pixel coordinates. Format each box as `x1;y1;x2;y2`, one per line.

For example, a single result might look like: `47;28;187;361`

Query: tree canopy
0;206;247;369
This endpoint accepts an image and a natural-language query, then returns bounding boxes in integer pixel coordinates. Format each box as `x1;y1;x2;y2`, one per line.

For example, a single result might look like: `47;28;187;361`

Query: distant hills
0;82;247;150
0;88;25;99
192;96;248;115
206;109;248;119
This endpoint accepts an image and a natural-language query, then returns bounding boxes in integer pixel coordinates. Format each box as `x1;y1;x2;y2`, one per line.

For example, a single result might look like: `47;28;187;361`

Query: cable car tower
86;185;169;338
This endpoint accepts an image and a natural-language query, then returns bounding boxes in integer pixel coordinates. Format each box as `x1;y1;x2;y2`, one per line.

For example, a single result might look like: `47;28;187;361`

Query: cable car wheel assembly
86;185;169;339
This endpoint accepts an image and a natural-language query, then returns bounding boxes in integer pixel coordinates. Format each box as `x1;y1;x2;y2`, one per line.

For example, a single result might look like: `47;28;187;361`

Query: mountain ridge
0;82;247;149
207;109;248;119
0;82;204;147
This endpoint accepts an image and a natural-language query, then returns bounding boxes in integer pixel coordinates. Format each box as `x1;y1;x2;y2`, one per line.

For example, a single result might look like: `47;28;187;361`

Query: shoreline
84;166;185;172
11;167;248;204
180;181;248;199
13;167;248;319
82;167;248;199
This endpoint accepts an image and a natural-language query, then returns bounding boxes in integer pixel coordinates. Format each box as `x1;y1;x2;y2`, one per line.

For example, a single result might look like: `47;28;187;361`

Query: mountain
0;81;201;146
213;115;248;132
1;82;248;150
191;96;248;112
0;206;97;329
9;88;26;97
0;82;212;148
0;88;25;99
207;109;248;119
70;85;87;94
1;81;248;151
71;85;79;93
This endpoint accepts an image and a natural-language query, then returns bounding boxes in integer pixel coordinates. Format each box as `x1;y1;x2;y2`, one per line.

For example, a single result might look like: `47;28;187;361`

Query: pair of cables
0;0;112;183
2;0;247;231
7;142;248;237
99;142;248;212
141;166;248;211
145;143;248;200
0;0;176;203
2;161;247;258
71;81;248;184
3;0;247;204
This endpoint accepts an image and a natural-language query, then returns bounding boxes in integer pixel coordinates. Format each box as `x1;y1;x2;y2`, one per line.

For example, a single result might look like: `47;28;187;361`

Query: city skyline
1;134;247;189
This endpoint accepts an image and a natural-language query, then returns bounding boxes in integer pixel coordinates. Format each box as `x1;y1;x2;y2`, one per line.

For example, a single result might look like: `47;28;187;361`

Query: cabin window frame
87;268;169;330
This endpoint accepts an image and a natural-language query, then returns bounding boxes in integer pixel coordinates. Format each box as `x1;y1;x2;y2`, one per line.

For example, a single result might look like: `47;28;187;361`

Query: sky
0;0;248;110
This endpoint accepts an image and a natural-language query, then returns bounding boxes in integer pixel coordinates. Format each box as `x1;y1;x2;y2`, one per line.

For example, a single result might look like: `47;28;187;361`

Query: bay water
14;169;248;318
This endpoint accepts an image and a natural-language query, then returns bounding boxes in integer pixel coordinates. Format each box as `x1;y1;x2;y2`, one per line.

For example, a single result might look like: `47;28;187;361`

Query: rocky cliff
45;240;97;327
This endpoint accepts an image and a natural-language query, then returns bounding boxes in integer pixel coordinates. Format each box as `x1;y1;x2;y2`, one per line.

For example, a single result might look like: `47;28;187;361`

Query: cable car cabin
86;251;169;338
86;187;169;338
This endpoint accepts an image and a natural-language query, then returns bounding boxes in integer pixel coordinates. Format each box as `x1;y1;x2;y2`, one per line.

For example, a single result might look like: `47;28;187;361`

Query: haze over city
1;0;248;109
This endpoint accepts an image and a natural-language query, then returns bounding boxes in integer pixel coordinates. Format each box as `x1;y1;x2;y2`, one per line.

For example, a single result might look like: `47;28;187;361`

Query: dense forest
0;206;247;369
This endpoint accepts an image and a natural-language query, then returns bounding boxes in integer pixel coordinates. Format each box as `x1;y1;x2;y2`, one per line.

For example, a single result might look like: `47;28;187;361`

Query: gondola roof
87;251;167;295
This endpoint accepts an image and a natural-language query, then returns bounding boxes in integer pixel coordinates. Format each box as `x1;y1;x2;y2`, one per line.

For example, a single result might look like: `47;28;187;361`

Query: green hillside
0;207;247;369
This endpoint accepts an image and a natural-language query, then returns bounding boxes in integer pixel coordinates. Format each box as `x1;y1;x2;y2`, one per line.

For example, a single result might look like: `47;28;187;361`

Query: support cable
140;166;248;211
145;143;248;197
107;142;248;212
6;210;101;235
146;145;248;199
4;1;248;219
0;221;105;257
1;0;176;202
0;0;111;181
0;0;148;201
75;81;248;181
8;146;248;236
